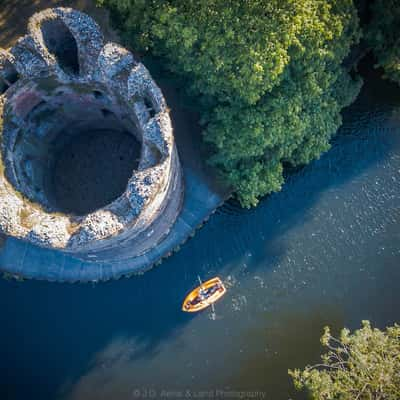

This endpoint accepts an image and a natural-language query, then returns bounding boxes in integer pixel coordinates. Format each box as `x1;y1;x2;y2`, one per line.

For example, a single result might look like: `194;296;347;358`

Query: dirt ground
0;0;118;49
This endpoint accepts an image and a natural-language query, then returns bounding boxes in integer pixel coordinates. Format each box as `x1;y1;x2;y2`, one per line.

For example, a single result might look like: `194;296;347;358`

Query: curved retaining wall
0;167;224;282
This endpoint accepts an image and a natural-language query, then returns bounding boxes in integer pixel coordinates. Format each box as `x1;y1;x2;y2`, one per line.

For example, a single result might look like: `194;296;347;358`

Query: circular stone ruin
0;8;183;254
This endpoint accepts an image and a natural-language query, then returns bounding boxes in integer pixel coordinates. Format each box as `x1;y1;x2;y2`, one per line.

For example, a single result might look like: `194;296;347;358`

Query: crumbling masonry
0;8;183;254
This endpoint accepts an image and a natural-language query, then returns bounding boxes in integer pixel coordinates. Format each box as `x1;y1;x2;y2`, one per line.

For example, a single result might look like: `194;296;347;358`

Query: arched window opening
41;19;80;75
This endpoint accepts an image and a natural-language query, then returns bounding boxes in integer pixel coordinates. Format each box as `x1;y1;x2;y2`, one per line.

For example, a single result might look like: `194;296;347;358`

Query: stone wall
0;7;183;255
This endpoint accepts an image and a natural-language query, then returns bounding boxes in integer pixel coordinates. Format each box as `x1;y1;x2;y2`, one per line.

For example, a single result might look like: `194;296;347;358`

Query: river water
0;61;400;400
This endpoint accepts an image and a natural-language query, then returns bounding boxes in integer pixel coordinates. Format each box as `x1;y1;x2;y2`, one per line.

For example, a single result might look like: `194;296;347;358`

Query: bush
367;0;400;84
289;321;400;400
99;0;362;207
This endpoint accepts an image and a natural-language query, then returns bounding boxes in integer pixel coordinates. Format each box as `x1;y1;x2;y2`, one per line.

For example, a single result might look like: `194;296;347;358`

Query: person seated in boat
208;284;220;296
189;295;203;307
206;288;214;297
200;284;218;299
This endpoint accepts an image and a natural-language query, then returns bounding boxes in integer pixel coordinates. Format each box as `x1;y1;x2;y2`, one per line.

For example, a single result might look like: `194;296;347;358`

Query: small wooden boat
182;277;226;312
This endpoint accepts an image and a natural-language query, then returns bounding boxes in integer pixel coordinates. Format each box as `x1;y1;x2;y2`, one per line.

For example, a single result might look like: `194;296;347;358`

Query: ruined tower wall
0;8;184;255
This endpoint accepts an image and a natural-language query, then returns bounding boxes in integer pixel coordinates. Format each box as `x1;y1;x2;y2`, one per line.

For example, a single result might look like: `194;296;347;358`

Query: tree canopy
99;0;362;206
367;0;400;84
289;321;400;400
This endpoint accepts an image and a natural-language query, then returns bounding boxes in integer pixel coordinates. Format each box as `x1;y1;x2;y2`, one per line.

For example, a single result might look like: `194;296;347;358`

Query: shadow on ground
0;0;118;49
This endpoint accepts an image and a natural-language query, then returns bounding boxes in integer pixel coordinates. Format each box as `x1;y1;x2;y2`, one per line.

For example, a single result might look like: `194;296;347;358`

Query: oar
198;275;206;298
209;301;217;320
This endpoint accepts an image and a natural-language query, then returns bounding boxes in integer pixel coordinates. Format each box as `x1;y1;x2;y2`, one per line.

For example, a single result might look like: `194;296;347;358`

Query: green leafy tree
367;0;400;84
99;0;362;207
289;321;400;400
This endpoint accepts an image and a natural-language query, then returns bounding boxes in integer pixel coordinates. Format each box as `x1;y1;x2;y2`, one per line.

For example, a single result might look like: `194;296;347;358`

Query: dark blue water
1;64;400;400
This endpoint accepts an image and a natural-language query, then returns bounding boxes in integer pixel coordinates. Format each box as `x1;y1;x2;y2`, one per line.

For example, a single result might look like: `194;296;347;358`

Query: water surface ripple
0;64;400;400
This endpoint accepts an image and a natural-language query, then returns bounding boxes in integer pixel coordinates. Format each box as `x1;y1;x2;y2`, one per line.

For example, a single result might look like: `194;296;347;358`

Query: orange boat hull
182;277;226;312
